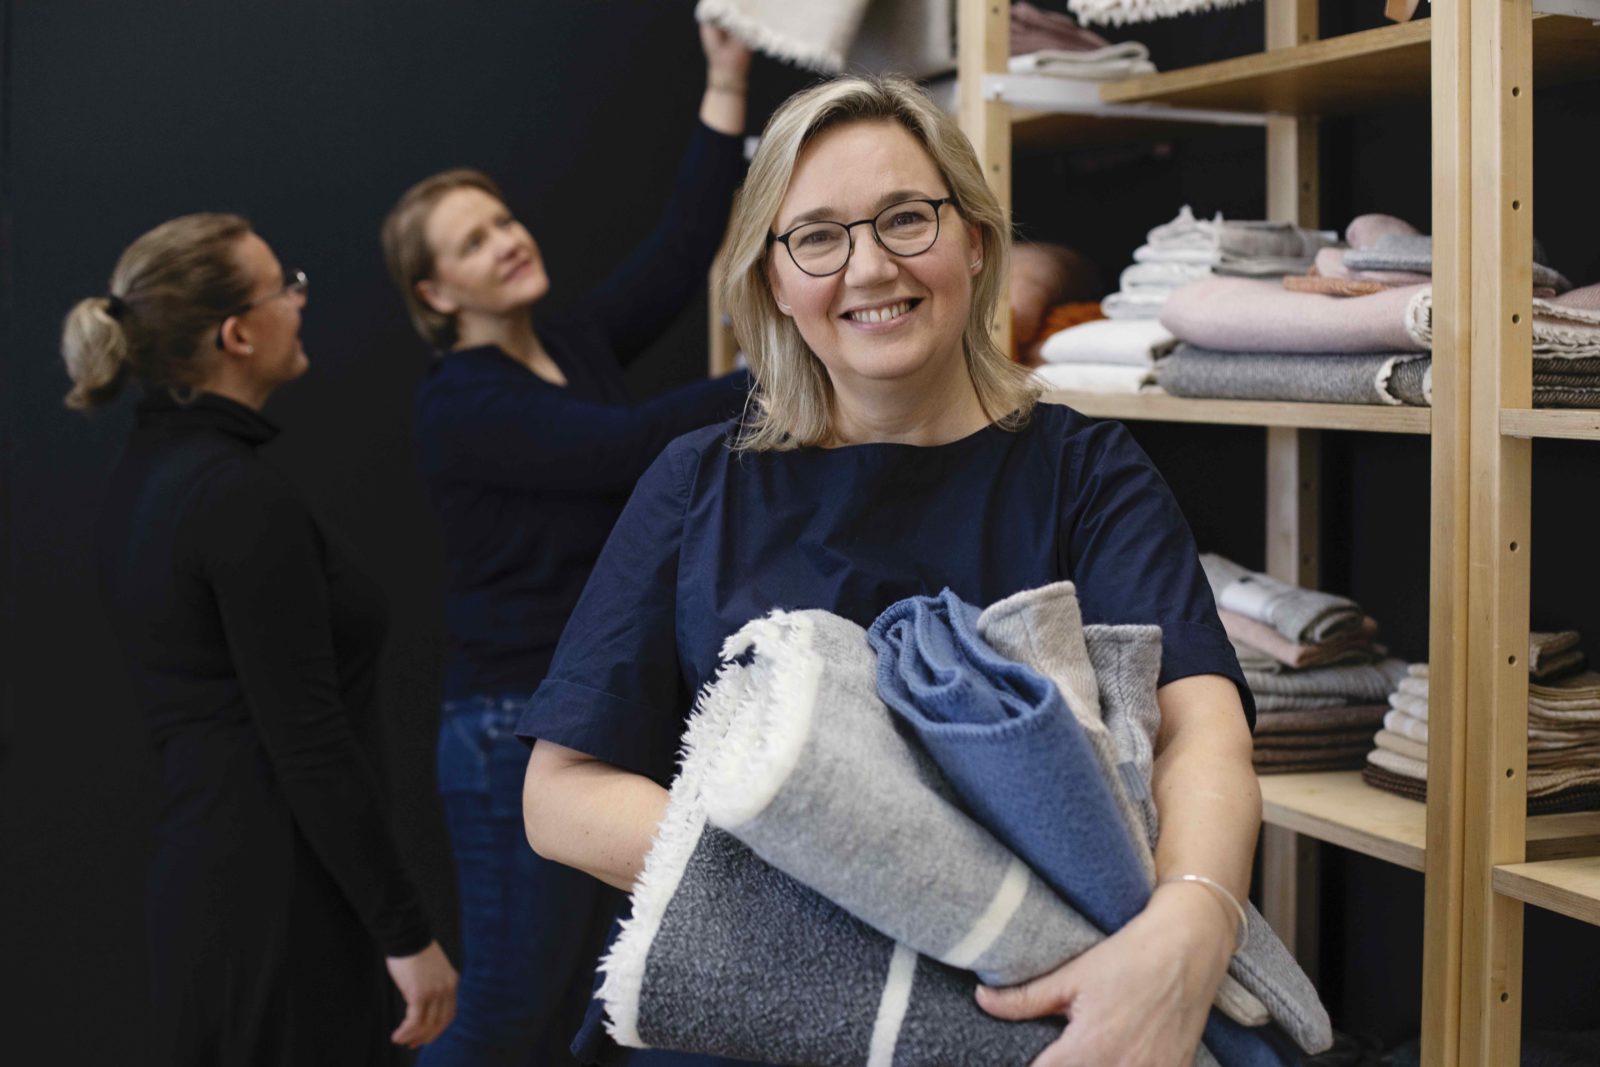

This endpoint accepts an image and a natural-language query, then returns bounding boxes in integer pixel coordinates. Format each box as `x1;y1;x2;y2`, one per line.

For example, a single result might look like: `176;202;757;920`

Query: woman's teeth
848;300;911;324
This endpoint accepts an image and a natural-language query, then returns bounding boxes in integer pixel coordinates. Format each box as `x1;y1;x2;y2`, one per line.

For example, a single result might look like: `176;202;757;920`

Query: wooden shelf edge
1259;771;1427;872
1041;391;1432;434
1501;407;1600;441
1494;856;1600;927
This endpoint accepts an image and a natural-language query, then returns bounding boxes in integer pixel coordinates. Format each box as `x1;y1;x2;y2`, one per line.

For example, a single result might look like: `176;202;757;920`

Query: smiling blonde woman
519;74;1264;1067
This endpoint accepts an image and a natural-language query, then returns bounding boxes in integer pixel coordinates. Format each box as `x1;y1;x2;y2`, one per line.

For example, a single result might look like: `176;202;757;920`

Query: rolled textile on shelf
1007;46;1156;79
1038;318;1177;366
1161;278;1429;354
1344;233;1572;293
1406;284;1600;358
1156;345;1427;406
1199;554;1367;645
1220;609;1379;670
1033;362;1157;395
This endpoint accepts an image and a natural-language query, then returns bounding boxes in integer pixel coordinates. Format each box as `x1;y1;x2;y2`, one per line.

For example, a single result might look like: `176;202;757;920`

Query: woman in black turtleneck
62;213;457;1065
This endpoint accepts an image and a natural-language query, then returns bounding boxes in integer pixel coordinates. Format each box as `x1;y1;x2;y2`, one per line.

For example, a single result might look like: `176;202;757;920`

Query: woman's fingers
975;973;1072;1021
390;999;425;1047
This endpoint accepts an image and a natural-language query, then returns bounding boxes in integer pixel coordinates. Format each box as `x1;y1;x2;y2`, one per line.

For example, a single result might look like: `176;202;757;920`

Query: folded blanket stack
603;583;1333;1064
1008;3;1156;80
1155;214;1598;408
1200;553;1408;773
1032;318;1176;395
1364;633;1600;813
1101;207;1337;322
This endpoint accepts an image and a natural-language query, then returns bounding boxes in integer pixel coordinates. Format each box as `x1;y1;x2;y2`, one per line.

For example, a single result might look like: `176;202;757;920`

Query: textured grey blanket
1344;234;1572;293
601;654;1065;1065
1200;553;1367;645
1156;344;1427;406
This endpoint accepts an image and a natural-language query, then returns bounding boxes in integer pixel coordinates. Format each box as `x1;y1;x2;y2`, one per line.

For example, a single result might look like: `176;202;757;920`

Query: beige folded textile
1532;630;1584;668
1373;729;1428;763
1388;689;1429;719
1363;763;1600;813
1251;705;1388;737
1160;277;1429;354
1370;744;1600;796
1533;649;1587;681
1384;708;1429;744
1032;362;1155;395
1407;284;1600;358
1367;747;1427;781
1221;609;1379;670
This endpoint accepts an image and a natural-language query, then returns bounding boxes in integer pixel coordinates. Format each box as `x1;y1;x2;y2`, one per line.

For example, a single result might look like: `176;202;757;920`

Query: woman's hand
976;882;1236;1066
700;22;753;88
385;940;459;1049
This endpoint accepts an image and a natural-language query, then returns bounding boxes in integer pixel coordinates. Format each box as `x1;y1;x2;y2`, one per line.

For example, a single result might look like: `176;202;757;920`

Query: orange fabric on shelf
1014;302;1106;365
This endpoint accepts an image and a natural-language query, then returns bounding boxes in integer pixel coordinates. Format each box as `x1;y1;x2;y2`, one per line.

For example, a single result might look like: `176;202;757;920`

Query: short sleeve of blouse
515;437;693;781
1059;417;1256;727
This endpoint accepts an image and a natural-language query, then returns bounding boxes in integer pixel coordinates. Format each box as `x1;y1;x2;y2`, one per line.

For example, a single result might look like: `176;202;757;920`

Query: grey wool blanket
599;646;1065;1065
1344;234;1572;293
1201;553;1367;645
1157;345;1427;406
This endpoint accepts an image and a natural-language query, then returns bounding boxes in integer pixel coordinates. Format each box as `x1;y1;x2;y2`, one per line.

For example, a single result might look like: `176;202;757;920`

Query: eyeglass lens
785;200;942;276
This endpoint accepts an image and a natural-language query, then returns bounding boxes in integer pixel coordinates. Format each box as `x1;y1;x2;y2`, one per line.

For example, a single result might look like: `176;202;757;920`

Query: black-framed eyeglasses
214;269;309;349
769;197;957;278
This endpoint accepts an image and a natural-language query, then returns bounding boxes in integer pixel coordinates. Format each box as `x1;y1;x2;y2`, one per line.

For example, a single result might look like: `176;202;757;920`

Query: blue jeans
419;695;620;1067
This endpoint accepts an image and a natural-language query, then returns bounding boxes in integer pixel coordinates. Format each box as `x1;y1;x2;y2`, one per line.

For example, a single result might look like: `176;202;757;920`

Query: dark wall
5;1;1600;1063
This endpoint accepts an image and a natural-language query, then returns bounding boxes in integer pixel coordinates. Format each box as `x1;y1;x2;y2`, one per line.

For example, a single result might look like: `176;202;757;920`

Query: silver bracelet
1162;874;1249;955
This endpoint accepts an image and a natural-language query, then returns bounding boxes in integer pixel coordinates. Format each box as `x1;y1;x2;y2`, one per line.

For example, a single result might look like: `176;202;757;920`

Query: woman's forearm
523;741;668;892
1150;674;1262;911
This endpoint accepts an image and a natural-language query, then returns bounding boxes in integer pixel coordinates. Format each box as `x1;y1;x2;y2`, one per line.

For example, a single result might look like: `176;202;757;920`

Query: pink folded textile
1345;213;1421;249
1010;1;1112;54
1160;277;1430;354
1221;609;1380;669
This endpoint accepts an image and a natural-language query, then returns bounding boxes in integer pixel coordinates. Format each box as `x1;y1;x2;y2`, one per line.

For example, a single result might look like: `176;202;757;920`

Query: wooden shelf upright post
1461;0;1536;1061
1258;0;1324;982
958;0;1013;354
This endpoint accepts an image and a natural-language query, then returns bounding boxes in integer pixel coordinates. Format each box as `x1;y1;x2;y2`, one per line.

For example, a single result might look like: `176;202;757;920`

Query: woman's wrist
1148;880;1240;972
706;73;747;95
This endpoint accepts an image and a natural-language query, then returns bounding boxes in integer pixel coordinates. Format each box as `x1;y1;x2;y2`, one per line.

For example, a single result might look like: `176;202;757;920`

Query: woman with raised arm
63;214;456;1065
381;22;753;1067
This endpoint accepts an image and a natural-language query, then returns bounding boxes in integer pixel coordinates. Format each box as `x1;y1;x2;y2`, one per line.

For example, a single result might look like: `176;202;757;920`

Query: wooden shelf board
1041;391;1432;434
1501;408;1600;441
1494;856;1600;927
1012;110;1225;150
1259;772;1426;871
1099;15;1600;117
1259;773;1600;875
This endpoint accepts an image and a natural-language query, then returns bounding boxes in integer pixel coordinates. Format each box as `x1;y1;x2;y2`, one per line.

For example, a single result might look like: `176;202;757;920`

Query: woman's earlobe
415;279;456;316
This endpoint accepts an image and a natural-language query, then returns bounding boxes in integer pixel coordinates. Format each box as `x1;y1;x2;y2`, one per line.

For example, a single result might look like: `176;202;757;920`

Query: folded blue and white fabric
869;586;1328;1064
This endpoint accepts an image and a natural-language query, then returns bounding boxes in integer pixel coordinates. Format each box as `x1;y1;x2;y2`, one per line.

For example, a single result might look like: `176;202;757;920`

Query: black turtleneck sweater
97;390;431;967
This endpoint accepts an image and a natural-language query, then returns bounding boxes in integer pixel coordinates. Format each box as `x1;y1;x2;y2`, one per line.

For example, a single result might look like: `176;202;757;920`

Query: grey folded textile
1157;345;1426;406
1255;693;1367;713
1253;728;1378;751
1344;234;1572;293
1246;659;1409;704
1407;286;1600;358
601;655;1066;1064
699;610;1105;987
979;587;1330;1056
1200;554;1367;645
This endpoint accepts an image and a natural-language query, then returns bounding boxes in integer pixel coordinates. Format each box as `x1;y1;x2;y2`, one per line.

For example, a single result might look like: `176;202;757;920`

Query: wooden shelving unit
954;1;1600;1063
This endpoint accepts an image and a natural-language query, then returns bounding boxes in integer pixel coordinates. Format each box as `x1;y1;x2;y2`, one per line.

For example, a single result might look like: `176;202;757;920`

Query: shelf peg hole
1512;86;1521;97
1510;541;1519;552
1506;768;1516;779
1509;654;1518;665
1501;993;1510;1004
1512;200;1521;211
1513;314;1522;325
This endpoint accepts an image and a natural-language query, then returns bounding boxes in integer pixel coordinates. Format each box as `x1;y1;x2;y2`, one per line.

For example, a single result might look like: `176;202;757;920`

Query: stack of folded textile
1200;553;1406;774
1365;632;1600;813
1102;206;1336;321
601;583;1333;1064
1008;2;1156;80
1157;213;1599;407
1032;318;1175;394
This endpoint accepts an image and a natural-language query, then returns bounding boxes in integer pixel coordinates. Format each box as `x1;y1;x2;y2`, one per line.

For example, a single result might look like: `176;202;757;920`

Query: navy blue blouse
517;401;1252;780
415;120;750;701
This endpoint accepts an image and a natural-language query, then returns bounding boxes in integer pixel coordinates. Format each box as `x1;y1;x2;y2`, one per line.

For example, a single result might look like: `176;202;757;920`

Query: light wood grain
1099;15;1600;118
1494;857;1600;927
958;0;1011;354
1039;392;1431;434
1501;408;1600;440
1259;772;1427;871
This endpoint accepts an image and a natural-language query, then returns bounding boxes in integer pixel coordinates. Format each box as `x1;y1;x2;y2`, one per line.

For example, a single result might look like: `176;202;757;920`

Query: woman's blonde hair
60;213;254;411
719;74;1036;451
382;168;507;349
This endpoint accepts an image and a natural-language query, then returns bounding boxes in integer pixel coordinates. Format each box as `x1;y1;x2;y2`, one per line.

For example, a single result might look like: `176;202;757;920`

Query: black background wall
3;2;1598;1064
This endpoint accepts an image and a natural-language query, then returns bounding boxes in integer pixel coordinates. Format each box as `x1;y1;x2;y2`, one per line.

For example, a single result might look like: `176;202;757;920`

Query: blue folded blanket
868;588;1300;1067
